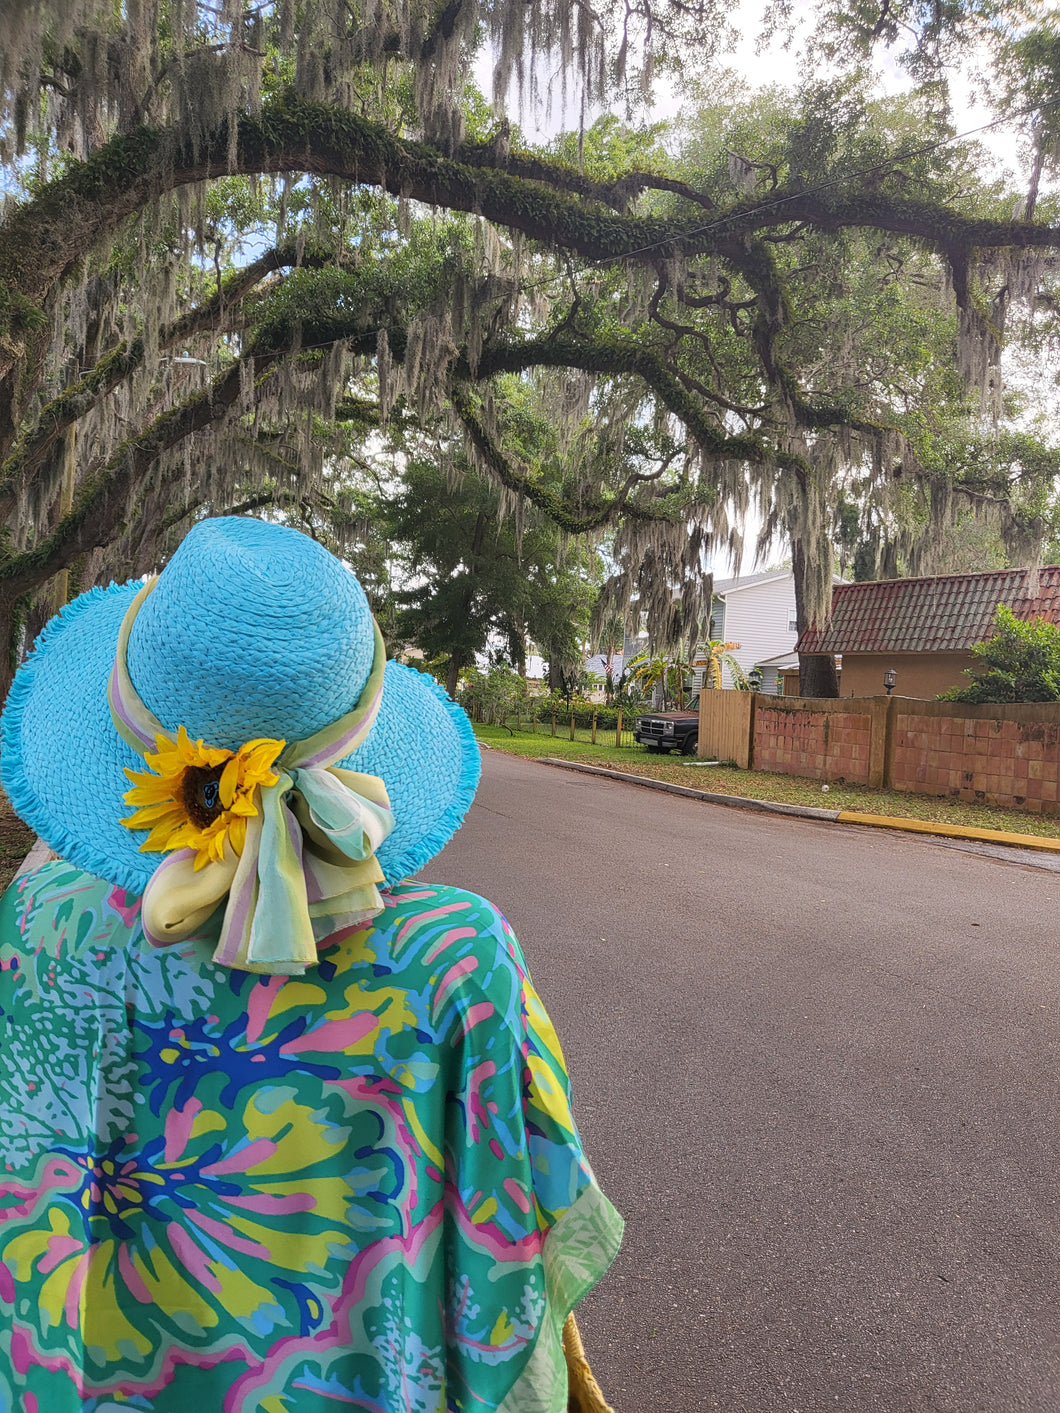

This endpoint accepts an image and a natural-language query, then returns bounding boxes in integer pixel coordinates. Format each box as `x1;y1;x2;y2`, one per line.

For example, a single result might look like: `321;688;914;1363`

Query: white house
700;570;800;691
703;570;850;691
585;571;827;699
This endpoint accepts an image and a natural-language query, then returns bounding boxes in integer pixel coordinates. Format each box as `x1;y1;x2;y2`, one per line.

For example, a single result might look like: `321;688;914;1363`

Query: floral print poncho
0;861;622;1412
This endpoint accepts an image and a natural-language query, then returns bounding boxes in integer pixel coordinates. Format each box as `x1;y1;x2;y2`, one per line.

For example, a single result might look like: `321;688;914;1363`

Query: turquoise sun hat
0;517;481;908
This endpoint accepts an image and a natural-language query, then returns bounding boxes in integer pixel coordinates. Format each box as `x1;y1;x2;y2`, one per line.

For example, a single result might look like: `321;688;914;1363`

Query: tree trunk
791;534;839;698
447;514;486;701
507;619;526;677
799;653;840;698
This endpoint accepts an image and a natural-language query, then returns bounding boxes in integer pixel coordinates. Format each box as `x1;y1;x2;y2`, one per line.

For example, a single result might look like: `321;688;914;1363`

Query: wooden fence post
616;708;623;747
551;710;556;737
569;708;575;741
591;708;598;744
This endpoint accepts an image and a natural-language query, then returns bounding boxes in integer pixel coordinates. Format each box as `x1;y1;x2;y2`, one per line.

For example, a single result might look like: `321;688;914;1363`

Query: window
788;619;799;632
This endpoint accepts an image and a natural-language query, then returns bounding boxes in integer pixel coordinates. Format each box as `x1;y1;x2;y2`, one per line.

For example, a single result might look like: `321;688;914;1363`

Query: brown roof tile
797;567;1060;655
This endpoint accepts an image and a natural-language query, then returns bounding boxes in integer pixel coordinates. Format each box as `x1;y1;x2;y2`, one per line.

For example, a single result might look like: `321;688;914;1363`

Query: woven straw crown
127;517;376;750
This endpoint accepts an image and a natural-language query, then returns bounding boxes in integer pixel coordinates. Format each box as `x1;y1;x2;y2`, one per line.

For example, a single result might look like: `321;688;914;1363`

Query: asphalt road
428;750;1060;1413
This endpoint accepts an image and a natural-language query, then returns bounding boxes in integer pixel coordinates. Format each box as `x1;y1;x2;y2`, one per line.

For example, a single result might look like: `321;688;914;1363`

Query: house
755;650;801;696
597;570;827;698
583;650;624;683
581;650;625;702
796;566;1060;699
703;570;802;690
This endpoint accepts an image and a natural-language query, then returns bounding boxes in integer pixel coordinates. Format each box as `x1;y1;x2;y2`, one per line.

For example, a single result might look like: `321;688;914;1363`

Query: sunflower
121;725;285;869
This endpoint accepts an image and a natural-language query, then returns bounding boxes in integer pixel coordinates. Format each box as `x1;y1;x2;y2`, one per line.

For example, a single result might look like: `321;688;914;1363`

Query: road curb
535;757;1060;852
835;810;1060;853
16;838;57;877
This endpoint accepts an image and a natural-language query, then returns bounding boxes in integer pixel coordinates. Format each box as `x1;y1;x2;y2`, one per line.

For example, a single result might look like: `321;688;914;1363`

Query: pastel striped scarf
108;578;395;974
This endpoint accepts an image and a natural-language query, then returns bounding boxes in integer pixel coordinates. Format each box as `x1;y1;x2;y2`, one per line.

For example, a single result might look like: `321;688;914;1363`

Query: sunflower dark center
180;763;227;828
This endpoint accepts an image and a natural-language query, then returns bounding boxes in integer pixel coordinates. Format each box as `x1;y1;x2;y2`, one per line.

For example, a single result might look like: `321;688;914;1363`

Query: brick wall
719;693;1060;816
752;699;876;785
892;703;1060;815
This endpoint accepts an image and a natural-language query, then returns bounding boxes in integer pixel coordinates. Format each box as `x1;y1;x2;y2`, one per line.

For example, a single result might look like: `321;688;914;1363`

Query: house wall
756;665;787;695
838;651;976;700
710;600;725;641
718;577;799;688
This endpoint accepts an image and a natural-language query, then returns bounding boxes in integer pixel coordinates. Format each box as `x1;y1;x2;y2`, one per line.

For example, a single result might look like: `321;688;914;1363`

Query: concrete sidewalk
537;756;1060;863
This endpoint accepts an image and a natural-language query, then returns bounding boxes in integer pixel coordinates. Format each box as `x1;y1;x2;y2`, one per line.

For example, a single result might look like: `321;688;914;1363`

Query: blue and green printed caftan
0;861;622;1412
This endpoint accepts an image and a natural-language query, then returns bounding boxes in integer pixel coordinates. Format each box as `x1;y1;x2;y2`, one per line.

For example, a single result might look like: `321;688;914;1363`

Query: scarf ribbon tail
141;768;396;975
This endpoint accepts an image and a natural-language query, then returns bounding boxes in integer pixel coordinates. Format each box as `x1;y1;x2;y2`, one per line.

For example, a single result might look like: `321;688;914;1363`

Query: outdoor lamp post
883;668;897;695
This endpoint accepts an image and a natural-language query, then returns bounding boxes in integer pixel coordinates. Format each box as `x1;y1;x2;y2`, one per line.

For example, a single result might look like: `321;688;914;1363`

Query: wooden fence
698;690;754;768
489;704;638;749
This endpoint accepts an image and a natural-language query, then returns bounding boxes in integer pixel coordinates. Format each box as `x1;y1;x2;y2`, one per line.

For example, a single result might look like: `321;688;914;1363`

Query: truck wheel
681;734;698;756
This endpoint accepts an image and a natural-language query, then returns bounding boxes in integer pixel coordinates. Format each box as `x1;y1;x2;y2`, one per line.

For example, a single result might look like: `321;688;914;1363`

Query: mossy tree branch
4;91;1060;406
0;243;332;507
0;344;282;611
467;332;812;475
453;137;717;213
450;382;680;532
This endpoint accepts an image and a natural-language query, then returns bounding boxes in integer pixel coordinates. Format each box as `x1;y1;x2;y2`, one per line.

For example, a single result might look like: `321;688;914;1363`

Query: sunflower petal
122;780;178;806
219;757;240;809
122;801;185;827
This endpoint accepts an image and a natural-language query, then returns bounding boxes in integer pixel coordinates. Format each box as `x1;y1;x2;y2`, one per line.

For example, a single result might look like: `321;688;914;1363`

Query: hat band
108;578;396;975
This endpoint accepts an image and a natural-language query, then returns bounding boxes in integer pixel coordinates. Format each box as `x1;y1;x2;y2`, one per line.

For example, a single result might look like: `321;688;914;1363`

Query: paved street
429;750;1060;1413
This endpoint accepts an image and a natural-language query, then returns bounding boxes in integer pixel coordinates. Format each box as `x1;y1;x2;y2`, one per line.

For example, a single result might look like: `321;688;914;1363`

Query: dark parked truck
634;697;700;754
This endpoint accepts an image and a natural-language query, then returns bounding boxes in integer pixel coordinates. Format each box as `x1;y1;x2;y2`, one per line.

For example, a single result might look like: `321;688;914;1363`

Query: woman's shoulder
0;867;531;1032
363;880;531;1032
378;879;512;931
375;880;522;959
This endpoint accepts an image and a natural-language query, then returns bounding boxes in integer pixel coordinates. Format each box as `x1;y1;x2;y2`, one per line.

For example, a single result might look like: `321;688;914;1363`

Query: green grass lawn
473;724;1060;840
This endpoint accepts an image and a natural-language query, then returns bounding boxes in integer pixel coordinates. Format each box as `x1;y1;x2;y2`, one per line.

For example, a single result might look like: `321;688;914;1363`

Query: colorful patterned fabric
0;861;622;1412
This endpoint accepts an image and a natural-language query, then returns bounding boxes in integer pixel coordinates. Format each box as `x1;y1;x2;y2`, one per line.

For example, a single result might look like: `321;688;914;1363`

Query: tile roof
797;567;1060;655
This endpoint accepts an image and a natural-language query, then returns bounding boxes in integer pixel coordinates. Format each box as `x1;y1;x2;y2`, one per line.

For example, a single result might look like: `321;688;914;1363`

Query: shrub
458;663;529;722
939;604;1060;703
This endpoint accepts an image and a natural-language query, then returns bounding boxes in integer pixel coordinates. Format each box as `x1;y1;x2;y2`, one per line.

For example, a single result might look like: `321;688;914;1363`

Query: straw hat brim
1;582;480;894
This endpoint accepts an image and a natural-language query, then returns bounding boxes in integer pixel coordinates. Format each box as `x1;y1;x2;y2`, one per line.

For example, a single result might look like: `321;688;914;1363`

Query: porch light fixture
883;668;897;695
